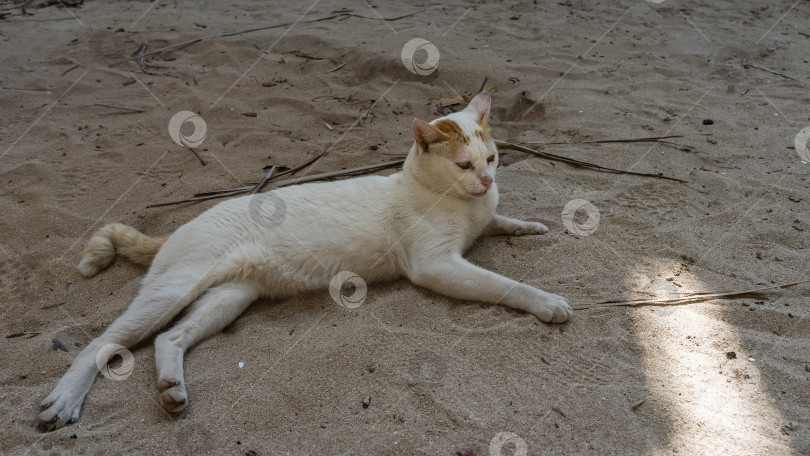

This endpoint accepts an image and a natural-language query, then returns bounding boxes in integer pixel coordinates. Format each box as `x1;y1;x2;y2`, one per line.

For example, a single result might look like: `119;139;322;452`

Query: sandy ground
1;0;809;454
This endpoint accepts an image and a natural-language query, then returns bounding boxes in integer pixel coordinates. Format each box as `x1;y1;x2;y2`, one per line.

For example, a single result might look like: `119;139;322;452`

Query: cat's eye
486;155;495;163
457;161;472;170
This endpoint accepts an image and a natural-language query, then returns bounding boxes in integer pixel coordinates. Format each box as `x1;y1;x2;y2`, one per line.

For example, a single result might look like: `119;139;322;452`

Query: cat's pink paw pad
158;379;188;413
158;379;179;392
158;378;187;412
160;388;188;412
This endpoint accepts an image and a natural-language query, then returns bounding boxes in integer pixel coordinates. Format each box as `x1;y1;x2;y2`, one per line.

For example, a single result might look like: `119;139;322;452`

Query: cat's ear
464;92;491;127
412;119;450;152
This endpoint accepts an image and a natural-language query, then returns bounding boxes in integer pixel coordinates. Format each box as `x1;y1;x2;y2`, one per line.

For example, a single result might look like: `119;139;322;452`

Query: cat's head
407;92;498;199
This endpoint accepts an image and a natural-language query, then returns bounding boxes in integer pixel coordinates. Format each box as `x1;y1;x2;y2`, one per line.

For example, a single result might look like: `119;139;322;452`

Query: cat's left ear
412;119;450;152
464;92;491;127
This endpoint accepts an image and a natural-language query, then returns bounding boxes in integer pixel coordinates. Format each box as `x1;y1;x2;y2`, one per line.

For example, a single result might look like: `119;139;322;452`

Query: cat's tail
77;223;167;277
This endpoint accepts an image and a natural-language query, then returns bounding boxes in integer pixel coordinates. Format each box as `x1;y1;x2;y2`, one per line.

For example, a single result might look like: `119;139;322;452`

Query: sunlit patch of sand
626;260;789;455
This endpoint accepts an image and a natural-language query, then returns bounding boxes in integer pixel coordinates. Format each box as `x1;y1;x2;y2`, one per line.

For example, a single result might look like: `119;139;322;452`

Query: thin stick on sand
495;140;687;182
746;64;796;81
109;11;424;68
325;63;346;74
522;134;708;146
250;165;276;194
181;140;206;166
110;21;331;67
147;159;403;208
131;42;166;76
155;133;685;208
477;76;488;94
631;396;652;410
194;147;330;197
91;103;145;113
573;279;810;310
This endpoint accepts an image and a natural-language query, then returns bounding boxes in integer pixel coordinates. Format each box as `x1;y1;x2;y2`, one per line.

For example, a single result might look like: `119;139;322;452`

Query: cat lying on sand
37;92;571;431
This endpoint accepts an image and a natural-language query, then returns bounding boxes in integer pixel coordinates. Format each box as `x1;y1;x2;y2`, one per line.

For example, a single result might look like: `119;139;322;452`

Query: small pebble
52;338;69;352
702;119;714;125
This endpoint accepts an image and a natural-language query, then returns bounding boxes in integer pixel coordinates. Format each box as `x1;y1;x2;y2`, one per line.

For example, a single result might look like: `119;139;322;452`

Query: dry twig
92;103;145;113
110;11;423;67
250;165;276;194
522;134;708;146
194;148;329;197
495;140;687;182
180;140;206;166
631;396;651;410
573;279;810;310
148;160;402;208
147;148;402;209
132;42;165;76
325;63;346;73
6;331;41;338
746;64;796;81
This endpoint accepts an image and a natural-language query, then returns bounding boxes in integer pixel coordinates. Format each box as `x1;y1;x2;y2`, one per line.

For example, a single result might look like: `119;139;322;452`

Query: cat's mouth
471;189;488;197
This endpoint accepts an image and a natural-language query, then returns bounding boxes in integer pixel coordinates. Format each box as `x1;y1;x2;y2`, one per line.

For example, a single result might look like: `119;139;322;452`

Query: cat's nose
480;175;493;188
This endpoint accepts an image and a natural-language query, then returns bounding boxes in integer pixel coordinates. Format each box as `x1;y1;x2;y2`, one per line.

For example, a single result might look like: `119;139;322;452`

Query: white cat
37;92;571;430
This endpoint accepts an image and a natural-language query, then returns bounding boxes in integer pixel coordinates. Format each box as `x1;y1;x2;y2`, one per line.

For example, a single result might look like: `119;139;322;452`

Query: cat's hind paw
158;379;188;413
511;221;549;236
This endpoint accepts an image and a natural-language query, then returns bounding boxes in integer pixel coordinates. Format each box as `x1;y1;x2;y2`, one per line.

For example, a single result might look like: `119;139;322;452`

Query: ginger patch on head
431;119;470;157
474;126;492;143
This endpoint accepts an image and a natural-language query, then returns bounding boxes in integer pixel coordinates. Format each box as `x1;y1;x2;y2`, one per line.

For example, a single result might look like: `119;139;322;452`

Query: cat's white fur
37;93;571;431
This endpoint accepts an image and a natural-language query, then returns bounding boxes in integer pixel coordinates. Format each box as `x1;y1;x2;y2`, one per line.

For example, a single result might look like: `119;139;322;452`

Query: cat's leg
409;254;571;323
154;282;258;412
484;214;548;236
37;270;211;431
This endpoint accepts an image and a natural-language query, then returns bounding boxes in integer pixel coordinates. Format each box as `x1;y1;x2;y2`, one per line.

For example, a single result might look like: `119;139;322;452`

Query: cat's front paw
38;384;86;431
512;221;549;236
533;292;572;323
